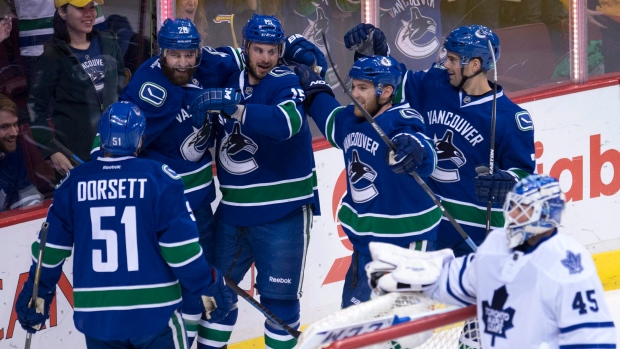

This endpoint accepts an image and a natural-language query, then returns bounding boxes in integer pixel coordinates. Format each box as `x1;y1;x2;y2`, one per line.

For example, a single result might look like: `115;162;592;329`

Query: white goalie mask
503;175;566;248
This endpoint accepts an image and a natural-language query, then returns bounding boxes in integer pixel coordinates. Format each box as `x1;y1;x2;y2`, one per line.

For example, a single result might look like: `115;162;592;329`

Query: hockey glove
387;133;433;176
474;167;518;203
365;242;454;294
282;34;328;79
293;64;334;112
202;267;234;323
343;23;389;60
190;88;241;127
15;280;54;334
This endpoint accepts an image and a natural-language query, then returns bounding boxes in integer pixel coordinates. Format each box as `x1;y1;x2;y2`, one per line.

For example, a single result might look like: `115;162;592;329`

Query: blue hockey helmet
443;25;500;71
158;18;202;67
503;174;566;248
348;55;402;96
99;101;146;156
242;14;285;48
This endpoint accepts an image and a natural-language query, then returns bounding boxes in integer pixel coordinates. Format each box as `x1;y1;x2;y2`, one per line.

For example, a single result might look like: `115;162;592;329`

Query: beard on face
354;95;380;118
246;60;268;82
162;64;196;86
0;135;16;153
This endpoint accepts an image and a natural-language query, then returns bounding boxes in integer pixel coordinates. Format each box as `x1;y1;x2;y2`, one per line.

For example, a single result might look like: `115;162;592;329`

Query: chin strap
456;67;485;90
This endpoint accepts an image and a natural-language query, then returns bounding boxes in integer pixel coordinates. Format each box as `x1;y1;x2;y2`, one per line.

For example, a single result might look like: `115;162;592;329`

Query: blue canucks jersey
398;64;535;251
308;93;442;255
28;156;214;340
214;66;320;226
117;46;243;211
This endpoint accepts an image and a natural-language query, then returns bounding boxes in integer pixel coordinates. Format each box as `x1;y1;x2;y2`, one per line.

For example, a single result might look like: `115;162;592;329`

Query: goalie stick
322;33;477;253
485;39;498;236
224;277;301;338
24;222;49;349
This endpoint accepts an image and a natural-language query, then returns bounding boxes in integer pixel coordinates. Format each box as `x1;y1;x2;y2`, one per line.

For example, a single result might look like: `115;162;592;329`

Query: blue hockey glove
343;23;389;59
474;167;518;203
387;133;428;176
190;88;241;127
293;64;334;111
282;34;328;79
15;280;54;334
202;268;234;323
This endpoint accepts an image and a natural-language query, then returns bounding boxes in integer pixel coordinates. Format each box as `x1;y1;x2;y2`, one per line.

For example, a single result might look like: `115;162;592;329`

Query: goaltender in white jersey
368;174;616;348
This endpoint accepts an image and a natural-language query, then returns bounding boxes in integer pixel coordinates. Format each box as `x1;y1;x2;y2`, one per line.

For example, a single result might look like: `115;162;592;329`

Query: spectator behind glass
28;0;125;178
0;15;11;43
176;0;209;45
0;94;43;212
104;14;152;75
588;0;620;73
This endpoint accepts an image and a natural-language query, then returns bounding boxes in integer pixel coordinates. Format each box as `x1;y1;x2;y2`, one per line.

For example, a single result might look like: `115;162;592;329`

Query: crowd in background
0;0;617;213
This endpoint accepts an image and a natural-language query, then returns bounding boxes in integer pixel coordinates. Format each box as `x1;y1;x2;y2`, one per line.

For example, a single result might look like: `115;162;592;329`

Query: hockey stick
224;277;301;338
484;40;498;236
50;138;84;166
24;222;49;349
323;33;477;252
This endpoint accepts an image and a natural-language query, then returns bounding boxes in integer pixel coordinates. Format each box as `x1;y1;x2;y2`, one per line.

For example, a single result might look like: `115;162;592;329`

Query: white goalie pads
366;242;454;293
297;292;460;349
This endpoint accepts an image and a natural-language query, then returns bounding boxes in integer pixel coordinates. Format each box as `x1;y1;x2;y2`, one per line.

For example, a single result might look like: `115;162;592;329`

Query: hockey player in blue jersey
16;101;233;348
293;56;442;309
344;24;535;257
189;14;319;349
367;174;616;348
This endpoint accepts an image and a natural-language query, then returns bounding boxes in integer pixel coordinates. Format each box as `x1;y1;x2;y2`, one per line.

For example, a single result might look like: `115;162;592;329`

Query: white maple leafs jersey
426;229;616;348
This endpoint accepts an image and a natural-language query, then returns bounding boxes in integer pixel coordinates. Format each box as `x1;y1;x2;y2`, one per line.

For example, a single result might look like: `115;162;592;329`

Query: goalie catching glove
365;242;454;294
202;267;234;322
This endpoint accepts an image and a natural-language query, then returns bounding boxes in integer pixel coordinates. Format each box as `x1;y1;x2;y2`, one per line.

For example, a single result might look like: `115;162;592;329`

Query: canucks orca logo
430;130;466;183
395;7;440;59
218;123;259;175
180;121;211;162
348;149;378;203
482;285;515;346
302;7;329;49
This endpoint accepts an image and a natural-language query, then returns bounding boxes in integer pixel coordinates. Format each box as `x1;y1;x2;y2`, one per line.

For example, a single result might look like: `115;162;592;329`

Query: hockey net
297;293;478;349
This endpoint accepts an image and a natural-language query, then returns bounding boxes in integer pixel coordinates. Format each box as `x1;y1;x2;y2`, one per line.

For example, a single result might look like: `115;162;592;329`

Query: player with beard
95;18;243;272
292;57;441;309
189;14;319;349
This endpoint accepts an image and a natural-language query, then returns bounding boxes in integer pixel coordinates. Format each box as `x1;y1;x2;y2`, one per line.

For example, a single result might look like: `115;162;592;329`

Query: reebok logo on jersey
102;165;121;170
269;276;292;284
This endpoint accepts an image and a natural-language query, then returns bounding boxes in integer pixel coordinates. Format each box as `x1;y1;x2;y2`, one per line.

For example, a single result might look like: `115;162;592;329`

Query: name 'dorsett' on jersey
427;110;484;146
343;132;380;155
77;178;148;201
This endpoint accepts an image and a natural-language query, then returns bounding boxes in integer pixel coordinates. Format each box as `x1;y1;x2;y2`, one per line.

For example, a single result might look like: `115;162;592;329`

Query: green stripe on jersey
510;168;530;180
160;241;202;265
179;164;213;192
74;282;181;310
278;100;303;137
220;173;315;206
18;17;53;31
440;200;504;227
338;203;442;236
32;241;72;266
325;107;345;149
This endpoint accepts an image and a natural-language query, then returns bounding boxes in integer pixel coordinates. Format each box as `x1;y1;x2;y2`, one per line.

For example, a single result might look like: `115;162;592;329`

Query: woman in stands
29;0;125;177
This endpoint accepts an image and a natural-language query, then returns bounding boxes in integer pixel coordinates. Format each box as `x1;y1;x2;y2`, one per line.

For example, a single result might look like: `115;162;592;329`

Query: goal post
325;305;477;349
